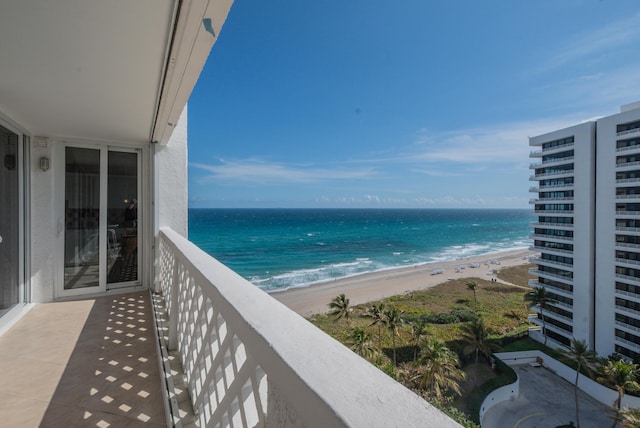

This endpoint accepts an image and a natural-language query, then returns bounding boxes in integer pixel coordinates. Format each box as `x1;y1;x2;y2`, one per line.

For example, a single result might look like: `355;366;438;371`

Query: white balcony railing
156;227;458;427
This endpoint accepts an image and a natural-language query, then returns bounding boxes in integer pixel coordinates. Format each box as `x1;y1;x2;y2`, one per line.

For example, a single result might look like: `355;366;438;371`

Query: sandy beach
272;248;535;316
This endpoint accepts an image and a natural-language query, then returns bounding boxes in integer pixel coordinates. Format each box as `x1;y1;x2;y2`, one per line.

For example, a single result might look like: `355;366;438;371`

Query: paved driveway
482;365;611;428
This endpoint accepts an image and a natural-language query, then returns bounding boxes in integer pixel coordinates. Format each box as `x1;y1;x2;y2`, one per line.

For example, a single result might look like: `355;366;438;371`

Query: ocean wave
253;240;531;292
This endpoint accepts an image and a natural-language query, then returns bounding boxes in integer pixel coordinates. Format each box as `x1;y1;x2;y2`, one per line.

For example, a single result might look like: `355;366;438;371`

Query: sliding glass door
0;124;21;315
62;145;140;295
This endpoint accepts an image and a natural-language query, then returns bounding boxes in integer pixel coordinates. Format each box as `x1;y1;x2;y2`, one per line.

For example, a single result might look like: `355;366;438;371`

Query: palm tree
564;338;597;428
411;320;428;362
598;359;640;428
383;307;403;367
367;302;386;349
328;293;351;323
461;317;497;384
417;337;465;403
524;286;555;346
466;280;478;302
619;407;640;428
347;327;376;360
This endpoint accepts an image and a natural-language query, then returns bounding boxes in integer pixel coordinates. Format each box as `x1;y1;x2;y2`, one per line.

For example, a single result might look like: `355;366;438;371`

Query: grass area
496;263;534;287
308;264;534;425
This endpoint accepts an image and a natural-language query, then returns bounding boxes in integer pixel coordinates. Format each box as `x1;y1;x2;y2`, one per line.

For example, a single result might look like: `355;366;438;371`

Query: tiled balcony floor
0;291;166;427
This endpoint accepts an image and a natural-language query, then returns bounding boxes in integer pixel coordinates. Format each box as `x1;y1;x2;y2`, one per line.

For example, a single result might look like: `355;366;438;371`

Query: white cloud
535;65;640;111
408;117;582;165
535;12;640;74
191;159;376;184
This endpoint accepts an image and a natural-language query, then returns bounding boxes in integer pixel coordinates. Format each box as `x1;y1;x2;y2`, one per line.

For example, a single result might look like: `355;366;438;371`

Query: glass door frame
55;142;143;298
0;116;26;322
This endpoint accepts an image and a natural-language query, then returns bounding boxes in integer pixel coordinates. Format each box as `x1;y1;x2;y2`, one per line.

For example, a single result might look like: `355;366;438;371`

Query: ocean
188;208;533;292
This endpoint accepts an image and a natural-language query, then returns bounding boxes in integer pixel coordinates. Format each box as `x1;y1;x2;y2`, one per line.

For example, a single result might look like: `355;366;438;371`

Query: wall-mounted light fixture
39;157;50;172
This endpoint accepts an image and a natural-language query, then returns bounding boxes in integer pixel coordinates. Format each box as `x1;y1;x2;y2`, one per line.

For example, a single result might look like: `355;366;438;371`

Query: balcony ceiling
0;0;175;143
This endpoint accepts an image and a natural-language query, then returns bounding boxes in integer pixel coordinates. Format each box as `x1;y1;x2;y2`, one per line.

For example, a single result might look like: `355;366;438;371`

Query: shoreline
271;248;535;317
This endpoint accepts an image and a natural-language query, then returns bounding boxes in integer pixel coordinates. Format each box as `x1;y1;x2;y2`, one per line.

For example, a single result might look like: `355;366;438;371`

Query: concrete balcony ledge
156;227;459;427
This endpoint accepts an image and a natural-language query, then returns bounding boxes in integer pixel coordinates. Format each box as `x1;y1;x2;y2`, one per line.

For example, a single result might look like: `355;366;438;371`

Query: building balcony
616;194;640;202
527;280;573;299
617;178;640;186
529;141;574;155
616;144;640;153
616;273;640;285
614;335;640;352
529;245;573;255
529;233;573;242
528;269;574;286
615;320;640;336
528;313;572;336
529;170;575;181
616;161;640;170
615;241;640;251
0;292;167;426
529;197;574;204
533;209;574;215
530;221;573;230
529;304;573;323
539;183;574;191
530;257;574;270
529;156;574;169
616;258;640;269
616;226;640;234
154;227;457;427
0;228;457;427
615;288;640;304
616;211;640;217
616;304;640;318
618;128;640;138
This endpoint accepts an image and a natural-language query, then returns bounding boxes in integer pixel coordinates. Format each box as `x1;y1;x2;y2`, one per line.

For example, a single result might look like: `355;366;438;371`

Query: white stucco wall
529;122;596;347
30;138;55;303
595;106;640;358
154;106;188;238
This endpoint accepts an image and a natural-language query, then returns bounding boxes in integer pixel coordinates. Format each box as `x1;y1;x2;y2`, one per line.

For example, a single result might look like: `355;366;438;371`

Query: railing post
168;255;180;351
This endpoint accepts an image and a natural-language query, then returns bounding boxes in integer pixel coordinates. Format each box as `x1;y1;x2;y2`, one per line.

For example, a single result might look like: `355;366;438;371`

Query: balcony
529;245;573;255
617;178;640;186
530;257;574;270
616;144;640;153
533;209;574;215
529;197;574;204
616;226;640;234
616;194;640;201
529;233;573;243
616;161;640;170
529;156;574;169
529;170;574;181
529;141;574;155
616;273;640;285
618;128;640;138
530;221;573;229
0;228;457;427
528;268;573;286
528;280;573;301
154;227;457;427
0;292;166;426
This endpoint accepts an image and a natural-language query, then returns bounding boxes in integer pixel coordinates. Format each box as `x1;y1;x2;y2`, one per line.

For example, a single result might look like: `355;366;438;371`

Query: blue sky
188;1;640;209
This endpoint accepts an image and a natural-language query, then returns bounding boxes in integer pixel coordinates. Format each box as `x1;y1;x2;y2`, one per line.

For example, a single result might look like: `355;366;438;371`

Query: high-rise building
529;102;640;361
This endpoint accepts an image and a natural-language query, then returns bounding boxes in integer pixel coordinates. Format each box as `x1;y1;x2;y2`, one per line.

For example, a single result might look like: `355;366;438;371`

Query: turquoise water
188;208;533;292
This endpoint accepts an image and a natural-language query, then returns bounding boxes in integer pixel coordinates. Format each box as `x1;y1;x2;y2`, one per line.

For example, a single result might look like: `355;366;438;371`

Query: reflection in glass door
63;146;140;293
107;151;138;286
0;125;20;315
64;147;101;290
